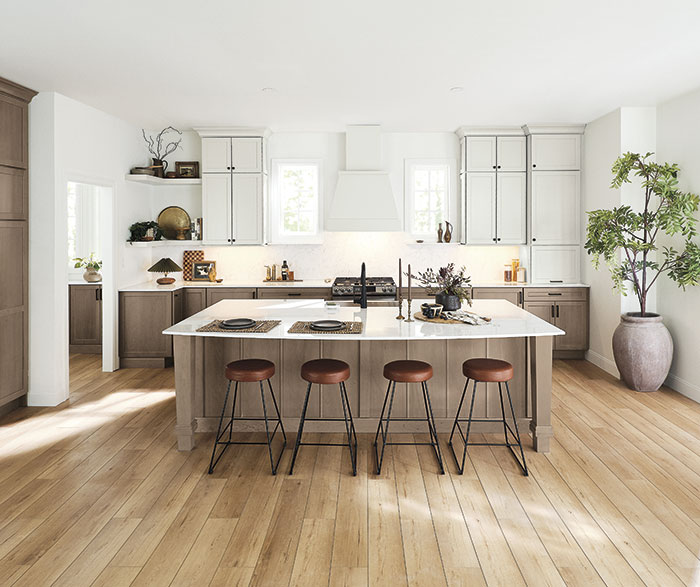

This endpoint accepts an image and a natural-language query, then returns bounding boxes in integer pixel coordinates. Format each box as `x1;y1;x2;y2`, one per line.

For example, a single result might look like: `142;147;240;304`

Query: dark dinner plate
221;318;256;330
310;320;345;331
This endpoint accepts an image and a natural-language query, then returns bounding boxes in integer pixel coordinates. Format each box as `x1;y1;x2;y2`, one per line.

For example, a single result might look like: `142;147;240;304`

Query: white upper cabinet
496;137;526;171
202;173;232;244
201;138;231;173
231;138;263;173
530;246;581;284
466;137;496;171
531;171;580;245
465;173;496;244
232;174;263;244
496;173;526;244
201;137;263;173
531;134;581;170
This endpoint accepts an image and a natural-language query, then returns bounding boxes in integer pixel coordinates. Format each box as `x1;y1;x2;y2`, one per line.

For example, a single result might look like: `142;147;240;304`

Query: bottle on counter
517;266;526;283
281;260;289;281
504;264;513;283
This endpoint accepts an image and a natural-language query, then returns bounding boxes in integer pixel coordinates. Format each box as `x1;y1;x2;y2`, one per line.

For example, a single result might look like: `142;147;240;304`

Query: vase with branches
142;126;182;176
409;263;472;311
585;152;700;391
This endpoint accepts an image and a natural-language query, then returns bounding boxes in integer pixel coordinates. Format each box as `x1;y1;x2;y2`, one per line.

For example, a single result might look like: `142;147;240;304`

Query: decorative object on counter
141;126;182;177
503;264;513;283
511;258;520;281
175;161;200;179
421;303;443;319
288;270;295;281
191;260;217;281
281;260;289;281
444;221;453;243
128;220;163;243
288;321;364;335
586;152;700;391
165;171;177;179
182;250;204;281
409;263;472;311
516;266;526;283
74;253;103;282
195;218;203;241
396;258;405;320
129;166;157;176
404;263;415;322
148;257;182;285
437;223;444;243
415;239;424;243
157;206;192;240
207;264;223;283
197;319;281;334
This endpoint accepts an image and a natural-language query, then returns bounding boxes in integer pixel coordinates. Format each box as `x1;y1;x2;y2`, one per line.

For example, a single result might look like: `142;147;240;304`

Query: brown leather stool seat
383;360;433;383
301;359;350;385
225;359;275;382
462;358;513;383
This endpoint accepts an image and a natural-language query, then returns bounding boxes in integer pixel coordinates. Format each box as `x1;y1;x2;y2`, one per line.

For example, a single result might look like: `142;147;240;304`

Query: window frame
269;159;323;244
404;159;454;238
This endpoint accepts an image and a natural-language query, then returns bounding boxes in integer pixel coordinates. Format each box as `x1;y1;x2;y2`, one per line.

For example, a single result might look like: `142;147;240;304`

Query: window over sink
270;159;322;243
405;160;453;237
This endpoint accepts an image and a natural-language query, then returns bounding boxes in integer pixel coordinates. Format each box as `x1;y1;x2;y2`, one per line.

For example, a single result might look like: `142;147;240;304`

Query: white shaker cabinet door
530;134;581;170
232;174;263;244
496;173;526;244
201;138;231;173
530;246;581;284
531;171;580;245
466;137;496;172
496;136;526;171
202;173;232;244
231;138;263;173
465;173;496;244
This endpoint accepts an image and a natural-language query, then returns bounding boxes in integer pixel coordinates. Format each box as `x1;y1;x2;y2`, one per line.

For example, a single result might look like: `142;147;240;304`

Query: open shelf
126;240;204;247
125;174;202;186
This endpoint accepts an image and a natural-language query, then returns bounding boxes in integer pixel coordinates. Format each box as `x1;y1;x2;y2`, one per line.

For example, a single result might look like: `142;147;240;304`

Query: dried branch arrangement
142;126;182;161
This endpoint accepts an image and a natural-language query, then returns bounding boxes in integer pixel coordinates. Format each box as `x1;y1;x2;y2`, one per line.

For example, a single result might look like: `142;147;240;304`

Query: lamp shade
148;257;182;285
148;258;182;274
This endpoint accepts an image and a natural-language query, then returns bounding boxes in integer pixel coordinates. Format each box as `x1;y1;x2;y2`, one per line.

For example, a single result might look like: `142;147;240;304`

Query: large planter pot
435;292;461;311
612;313;673;392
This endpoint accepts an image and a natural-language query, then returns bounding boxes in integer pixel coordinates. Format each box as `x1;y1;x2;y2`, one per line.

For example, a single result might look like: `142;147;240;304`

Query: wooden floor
0;356;699;586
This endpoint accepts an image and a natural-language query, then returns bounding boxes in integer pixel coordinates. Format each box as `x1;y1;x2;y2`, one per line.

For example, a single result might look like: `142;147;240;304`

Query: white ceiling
3;0;700;131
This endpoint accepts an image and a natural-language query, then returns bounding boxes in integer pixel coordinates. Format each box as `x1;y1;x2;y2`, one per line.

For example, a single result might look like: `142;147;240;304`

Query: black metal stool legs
448;378;528;476
208;378;286;475
374;380;444;475
290;381;358;475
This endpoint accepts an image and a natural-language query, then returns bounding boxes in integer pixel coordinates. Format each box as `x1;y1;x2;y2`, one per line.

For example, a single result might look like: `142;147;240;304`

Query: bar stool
289;359;358;475
374;360;444;475
448;358;528;476
208;358;286;475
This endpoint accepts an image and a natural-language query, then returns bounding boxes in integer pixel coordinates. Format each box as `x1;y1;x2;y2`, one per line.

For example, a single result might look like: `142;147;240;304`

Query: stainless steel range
331;276;397;300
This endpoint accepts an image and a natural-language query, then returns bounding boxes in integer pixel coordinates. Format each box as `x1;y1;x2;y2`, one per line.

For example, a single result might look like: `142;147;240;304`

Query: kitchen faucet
359;262;368;308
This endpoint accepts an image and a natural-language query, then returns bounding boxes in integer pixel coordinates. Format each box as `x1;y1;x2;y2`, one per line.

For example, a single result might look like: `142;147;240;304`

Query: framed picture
175;161;200;179
191;260;216;281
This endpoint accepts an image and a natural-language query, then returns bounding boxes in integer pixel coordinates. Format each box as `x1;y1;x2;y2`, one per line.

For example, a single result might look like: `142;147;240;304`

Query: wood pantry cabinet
0;77;35;412
69;285;102;353
524;287;589;357
200;136;264;245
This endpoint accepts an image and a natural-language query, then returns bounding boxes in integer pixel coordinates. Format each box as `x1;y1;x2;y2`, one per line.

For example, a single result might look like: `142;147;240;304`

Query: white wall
656;87;700;402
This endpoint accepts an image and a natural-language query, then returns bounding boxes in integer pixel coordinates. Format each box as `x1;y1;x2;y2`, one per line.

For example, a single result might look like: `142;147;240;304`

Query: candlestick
405;264;414;322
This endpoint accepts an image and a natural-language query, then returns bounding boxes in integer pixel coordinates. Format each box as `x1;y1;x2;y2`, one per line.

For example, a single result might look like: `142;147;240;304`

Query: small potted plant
410;263;472;311
586;152;700;391
128;221;163;243
74;253;103;283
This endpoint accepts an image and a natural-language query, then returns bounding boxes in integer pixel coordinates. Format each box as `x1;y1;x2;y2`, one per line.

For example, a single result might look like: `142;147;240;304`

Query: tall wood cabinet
0;77;35;412
69;285;102;353
198;131;266;246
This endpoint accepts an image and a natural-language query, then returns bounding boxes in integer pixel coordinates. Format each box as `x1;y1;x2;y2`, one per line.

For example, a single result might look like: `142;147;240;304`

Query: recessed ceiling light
449;86;464;93
261;87;277;93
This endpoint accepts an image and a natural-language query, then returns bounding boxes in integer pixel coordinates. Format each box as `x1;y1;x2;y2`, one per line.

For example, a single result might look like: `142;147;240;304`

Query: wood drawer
524;287;588;302
472;287;523;307
206;288;257;306
257;287;331;300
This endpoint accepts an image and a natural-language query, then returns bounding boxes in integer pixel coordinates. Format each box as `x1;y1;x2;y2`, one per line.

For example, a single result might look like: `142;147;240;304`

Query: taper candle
398;258;402;291
408;264;411;300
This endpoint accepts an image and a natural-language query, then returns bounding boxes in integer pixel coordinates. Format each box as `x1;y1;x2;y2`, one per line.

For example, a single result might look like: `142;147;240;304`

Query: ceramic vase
83;268;102;283
435;291;460;311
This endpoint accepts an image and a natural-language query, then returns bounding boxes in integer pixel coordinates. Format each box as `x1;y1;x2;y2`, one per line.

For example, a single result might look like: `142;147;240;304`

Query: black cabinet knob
497;237;501;241
492;165;496;169
532;238;537;242
532;163;537;168
497;165;501;169
492;237;497;242
226;166;231;170
231;166;236;170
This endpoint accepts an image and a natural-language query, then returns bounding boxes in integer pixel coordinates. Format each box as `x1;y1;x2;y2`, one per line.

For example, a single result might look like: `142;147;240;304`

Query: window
270;160;322;243
406;161;451;236
67;181;101;278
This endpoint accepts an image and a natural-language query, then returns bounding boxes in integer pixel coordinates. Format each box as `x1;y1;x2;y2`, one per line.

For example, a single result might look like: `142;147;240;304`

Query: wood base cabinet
69;285;102;353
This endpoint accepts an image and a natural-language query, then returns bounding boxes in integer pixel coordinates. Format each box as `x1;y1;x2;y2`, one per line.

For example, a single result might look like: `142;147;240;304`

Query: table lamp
148;257;182;285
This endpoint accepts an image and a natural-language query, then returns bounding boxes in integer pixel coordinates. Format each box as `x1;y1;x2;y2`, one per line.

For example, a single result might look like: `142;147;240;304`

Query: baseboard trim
585;349;619;378
120;357;170;369
664;372;700;403
26;391;69;407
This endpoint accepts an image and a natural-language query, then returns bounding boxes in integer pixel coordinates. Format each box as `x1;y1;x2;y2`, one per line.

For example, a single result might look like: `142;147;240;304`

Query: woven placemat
196;320;281;334
288;321;364;335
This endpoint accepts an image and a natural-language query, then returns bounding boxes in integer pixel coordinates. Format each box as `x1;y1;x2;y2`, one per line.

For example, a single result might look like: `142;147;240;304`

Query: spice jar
503;264;513;283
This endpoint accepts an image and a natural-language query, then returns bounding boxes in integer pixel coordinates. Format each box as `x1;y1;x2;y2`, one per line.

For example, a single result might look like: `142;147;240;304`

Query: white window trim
404;159;455;238
269;159;323;244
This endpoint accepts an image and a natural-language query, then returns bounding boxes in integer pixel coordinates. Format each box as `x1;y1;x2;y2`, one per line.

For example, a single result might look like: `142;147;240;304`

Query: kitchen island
164;298;563;453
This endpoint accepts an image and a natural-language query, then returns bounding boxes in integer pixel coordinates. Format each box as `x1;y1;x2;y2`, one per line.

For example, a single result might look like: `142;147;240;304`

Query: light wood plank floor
0;355;699;586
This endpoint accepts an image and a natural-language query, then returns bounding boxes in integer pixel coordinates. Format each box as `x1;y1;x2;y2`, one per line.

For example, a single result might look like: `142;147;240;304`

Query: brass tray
157;206;191;240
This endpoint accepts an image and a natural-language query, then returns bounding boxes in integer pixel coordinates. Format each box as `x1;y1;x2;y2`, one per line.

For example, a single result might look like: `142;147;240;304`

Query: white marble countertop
120;280;589;292
163;298;564;340
68;280;102;286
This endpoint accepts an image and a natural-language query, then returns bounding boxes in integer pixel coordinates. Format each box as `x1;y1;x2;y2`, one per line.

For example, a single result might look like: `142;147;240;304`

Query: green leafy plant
74;252;102;271
409;263;472;305
585;152;700;316
128;221;163;243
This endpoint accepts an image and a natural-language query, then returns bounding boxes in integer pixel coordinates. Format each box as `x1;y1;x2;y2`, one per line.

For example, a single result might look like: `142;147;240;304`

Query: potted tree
410;263;472;311
585;152;700;391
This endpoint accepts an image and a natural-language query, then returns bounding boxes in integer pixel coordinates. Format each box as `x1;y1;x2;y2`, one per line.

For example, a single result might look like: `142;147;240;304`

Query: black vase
435;291;461;311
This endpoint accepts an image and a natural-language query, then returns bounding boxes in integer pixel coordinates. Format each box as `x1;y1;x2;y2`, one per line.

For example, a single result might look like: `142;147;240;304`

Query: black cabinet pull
551;305;555;318
547;292;562;296
287;292;302;296
95;288;99;301
556;305;560;318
